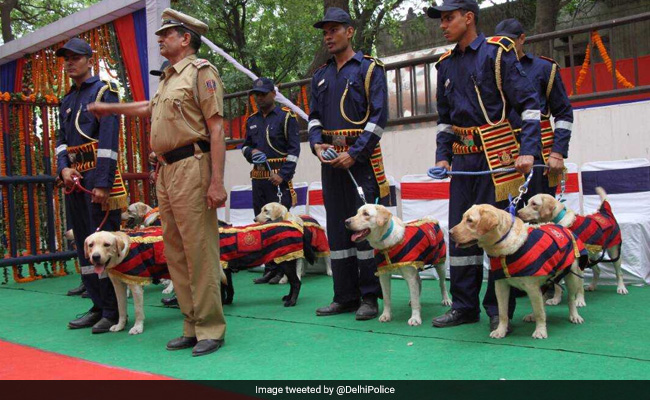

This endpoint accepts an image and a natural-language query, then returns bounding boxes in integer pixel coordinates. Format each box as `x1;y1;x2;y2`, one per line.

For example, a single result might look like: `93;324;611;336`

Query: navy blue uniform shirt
435;34;541;163
56;75;120;189
308;51;388;164
508;53;573;158
242;105;301;181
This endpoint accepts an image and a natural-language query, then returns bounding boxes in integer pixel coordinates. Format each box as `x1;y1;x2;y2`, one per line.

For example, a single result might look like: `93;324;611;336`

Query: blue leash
427;164;550;180
321;148;367;204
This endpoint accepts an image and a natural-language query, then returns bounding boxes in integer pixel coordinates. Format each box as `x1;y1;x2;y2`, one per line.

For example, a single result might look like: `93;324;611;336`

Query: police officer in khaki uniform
89;9;227;357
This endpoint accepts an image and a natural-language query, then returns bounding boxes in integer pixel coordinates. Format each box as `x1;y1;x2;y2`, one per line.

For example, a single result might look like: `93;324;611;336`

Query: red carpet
0;340;172;380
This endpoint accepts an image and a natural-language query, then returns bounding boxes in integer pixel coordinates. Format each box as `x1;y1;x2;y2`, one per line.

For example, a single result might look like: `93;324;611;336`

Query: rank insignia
237;230;262;252
205;79;217;93
498;150;514;166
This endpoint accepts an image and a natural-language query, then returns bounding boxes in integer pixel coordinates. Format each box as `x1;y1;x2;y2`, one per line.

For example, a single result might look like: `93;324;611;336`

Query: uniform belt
159;141;210;165
251;158;285;179
451;125;483;155
321;129;363;147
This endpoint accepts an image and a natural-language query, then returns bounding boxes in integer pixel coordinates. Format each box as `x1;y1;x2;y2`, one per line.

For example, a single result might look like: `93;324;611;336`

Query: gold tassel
274;250;304;264
108;269;153;286
375;262;424;276
495;178;525;202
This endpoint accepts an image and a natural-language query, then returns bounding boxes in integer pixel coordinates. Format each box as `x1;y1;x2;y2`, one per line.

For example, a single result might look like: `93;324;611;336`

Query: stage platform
1;269;649;380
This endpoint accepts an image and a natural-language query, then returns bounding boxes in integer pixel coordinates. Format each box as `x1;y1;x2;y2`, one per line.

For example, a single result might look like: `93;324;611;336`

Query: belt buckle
332;135;346;147
157;154;168;166
193;142;203;160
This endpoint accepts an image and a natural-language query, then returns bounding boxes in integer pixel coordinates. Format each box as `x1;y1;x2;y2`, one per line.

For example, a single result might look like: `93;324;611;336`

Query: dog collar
494;213;515;245
552;208;567;224
380;219;394;242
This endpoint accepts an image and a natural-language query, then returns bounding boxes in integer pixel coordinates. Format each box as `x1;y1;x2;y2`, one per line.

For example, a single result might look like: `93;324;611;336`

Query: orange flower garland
0;106;10;257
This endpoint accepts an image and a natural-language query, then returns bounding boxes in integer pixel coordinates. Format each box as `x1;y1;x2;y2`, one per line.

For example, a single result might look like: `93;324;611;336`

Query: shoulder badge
487;36;515;52
363;55;384;67
281;106;297;118
435;50;452;70
314;63;328;74
101;79;120;94
192;58;212;69
539;55;558;65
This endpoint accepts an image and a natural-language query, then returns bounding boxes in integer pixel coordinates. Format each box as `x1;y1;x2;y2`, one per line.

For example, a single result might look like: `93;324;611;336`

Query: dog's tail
595;186;608;204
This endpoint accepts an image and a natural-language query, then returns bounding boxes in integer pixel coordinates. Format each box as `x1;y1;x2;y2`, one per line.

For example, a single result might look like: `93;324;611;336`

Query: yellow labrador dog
346;204;450;326
84;231;145;335
518;187;626;302
450;204;586;339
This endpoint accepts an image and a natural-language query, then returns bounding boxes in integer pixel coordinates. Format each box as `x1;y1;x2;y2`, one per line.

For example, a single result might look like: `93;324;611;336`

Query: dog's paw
532;328;548;339
110;323;125;332
575;297;587;308
378;313;392;323
489;328;507;339
129;324;144;335
408;316;422;326
283;298;297;307
441;298;453;307
162;286;174;295
570;314;584;324
545;298;561;306
585;284;596;292
617;285;629;295
523;313;536;323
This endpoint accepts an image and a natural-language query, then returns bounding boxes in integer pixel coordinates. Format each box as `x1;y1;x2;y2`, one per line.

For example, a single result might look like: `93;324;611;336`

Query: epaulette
101;79;120;94
314;63;328;73
192;58;212;69
281;106;297;118
487;36;515;52
435;50;452;70
539;55;558;65
363;55;385;67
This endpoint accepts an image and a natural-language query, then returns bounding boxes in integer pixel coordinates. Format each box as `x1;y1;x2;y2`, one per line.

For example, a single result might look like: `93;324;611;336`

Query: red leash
64;176;110;232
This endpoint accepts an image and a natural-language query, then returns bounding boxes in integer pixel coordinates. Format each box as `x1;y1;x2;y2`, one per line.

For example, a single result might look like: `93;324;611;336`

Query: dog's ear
114;233;128;259
376;206;392;227
539;196;559;220
477;208;499;235
84;237;91;260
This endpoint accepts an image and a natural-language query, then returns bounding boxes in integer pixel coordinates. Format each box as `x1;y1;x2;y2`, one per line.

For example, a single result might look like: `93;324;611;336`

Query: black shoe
355;296;378;321
316;301;359;316
91;317;118;334
253;270;275;284
268;273;283;285
81;290;90;299
166;336;198;351
432;309;479;328
161;296;179;308
489;315;512;333
67;283;86;296
192;339;225;357
68;310;102;329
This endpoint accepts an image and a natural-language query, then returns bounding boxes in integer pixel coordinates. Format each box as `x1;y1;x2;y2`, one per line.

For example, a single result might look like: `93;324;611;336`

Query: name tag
318;79;325;87
250;125;257;129
445;79;450;89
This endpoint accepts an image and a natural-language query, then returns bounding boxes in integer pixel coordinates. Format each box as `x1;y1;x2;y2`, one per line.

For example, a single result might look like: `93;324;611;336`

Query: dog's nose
448;227;455;237
92;253;101;262
344;218;351;228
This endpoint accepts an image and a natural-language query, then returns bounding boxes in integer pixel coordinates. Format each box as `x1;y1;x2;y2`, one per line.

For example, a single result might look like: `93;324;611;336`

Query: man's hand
269;173;284;186
148;152;158;166
547;152;565;176
435;160;451;171
515;155;534;175
91;187;109;205
149;170;157;184
330;152;355;169
61;168;83;189
314;143;333;164
86;102;113;118
207;180;227;209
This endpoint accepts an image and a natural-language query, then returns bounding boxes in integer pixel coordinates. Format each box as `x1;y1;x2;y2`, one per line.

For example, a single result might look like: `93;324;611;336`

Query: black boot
355;295;378;320
161;296;179;307
316;301;359;316
68;310;101;329
253;268;275;284
67;282;86;296
432;309;479;328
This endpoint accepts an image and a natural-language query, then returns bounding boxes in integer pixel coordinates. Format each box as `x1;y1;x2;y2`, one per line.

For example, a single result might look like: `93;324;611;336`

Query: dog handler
56;38;124;334
427;0;541;331
242;77;301;284
308;7;389;320
88;9;227;357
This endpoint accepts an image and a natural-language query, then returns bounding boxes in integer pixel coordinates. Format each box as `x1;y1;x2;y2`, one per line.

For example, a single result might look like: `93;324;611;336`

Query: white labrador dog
346;204;450;326
450;204;586;339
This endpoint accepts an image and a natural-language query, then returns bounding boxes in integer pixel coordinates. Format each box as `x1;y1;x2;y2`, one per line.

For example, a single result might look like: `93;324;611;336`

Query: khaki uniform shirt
150;54;224;154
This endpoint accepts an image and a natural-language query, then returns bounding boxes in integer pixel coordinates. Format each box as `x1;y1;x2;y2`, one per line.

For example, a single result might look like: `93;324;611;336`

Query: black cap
55;38;93;57
250;77;275;94
495;18;525;39
150;60;170;77
426;0;479;19
313;7;352;29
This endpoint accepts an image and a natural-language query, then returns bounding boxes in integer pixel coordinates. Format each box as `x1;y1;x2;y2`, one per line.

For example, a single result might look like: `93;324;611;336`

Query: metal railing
223;11;650;145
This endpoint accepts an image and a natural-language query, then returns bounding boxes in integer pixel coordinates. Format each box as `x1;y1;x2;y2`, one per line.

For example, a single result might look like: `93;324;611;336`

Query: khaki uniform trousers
156;153;226;340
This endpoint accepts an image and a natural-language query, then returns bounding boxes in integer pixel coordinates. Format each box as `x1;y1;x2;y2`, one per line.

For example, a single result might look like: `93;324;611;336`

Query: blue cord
427;164;549;180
